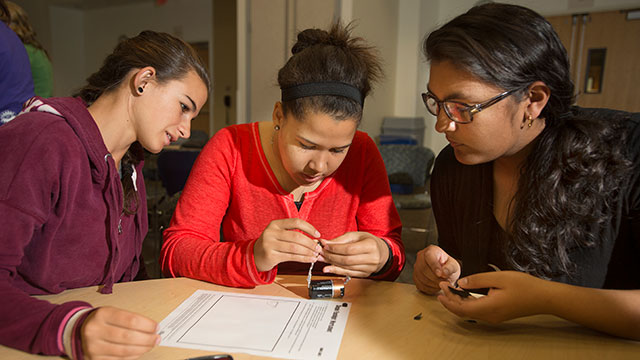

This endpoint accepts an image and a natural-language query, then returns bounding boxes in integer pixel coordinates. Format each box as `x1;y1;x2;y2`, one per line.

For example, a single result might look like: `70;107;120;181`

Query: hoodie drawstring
99;153;120;294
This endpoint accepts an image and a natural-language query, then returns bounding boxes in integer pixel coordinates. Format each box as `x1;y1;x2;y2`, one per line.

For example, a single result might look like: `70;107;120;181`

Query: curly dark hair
278;21;382;122
424;3;633;279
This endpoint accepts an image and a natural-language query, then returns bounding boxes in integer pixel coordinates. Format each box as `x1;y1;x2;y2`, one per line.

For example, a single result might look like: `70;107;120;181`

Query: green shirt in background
24;44;53;98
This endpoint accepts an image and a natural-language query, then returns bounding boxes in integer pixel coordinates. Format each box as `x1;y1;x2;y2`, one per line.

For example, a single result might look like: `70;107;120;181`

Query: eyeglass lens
424;94;470;123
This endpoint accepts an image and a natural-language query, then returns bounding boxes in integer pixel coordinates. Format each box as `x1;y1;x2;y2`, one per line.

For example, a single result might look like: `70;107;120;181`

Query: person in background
413;3;640;340
0;0;33;125
0;30;209;358
4;1;53;97
161;22;405;287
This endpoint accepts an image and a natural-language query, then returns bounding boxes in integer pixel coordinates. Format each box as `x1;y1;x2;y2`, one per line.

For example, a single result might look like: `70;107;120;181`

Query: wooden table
1;276;638;359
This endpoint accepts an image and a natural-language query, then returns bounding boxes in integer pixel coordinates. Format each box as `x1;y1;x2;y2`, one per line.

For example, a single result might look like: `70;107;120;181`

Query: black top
430;109;640;289
294;194;304;211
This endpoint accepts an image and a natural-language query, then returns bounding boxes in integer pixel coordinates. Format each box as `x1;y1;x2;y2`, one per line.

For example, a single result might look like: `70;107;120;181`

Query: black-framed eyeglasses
421;88;519;124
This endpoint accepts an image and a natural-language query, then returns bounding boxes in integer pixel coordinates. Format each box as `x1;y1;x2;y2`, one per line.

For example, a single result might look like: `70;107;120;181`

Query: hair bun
291;28;348;55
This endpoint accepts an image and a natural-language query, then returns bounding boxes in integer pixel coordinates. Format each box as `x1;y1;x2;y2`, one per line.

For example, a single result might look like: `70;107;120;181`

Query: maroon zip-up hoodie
0;97;147;356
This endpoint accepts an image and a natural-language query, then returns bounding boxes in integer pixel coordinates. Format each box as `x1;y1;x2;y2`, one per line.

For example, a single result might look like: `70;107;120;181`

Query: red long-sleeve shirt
161;122;404;287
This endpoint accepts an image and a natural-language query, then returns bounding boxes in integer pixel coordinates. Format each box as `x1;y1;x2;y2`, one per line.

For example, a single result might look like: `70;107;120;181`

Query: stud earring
274;125;280;131
528;115;534;127
137;87;144;94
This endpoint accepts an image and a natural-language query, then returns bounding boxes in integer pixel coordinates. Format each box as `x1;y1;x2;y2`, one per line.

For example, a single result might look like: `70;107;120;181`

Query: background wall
12;0;213;130
11;0;640;153
82;0;212;85
238;0;400;139
48;6;84;100
411;0;640;156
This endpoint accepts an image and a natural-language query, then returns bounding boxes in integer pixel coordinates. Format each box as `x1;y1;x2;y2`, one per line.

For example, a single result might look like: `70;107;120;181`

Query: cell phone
448;286;472;298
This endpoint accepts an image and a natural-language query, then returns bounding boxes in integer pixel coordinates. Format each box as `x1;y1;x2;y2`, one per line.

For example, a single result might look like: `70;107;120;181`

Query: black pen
185;354;234;360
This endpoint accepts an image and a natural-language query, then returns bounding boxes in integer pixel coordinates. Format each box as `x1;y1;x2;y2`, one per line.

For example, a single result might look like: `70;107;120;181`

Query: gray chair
378;144;435;209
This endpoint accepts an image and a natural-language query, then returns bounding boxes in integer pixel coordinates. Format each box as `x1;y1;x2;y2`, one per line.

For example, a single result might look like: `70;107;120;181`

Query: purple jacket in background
0;21;34;124
0;97;148;355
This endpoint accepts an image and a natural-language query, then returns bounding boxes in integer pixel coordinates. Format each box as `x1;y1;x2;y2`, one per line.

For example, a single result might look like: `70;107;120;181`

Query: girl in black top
413;3;640;340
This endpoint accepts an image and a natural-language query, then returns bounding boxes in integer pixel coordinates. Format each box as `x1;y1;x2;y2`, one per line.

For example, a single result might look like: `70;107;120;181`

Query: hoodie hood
20;97;111;186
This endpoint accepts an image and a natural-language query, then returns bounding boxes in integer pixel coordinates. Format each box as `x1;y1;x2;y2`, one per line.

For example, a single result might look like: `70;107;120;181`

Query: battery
309;279;345;299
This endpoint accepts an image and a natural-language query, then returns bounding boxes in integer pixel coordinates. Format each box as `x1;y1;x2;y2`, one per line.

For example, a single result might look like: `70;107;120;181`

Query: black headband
281;82;364;107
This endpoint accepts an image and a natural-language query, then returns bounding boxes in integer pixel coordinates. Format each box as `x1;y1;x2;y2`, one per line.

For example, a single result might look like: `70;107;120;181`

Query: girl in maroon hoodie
0;30;209;359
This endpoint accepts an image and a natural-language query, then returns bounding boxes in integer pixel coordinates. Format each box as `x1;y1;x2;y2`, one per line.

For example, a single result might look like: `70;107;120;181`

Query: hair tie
281;82;364;107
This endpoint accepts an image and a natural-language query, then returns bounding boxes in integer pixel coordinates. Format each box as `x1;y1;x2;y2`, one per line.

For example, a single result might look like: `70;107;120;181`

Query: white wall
246;0;287;124
19;0;212;98
242;0;339;124
12;0;52;54
84;0;212;89
50;6;84;97
351;0;399;137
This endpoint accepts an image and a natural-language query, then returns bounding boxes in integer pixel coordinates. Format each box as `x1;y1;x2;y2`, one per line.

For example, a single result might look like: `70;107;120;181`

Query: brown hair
75;30;210;215
3;1;48;57
277;22;382;122
0;0;9;23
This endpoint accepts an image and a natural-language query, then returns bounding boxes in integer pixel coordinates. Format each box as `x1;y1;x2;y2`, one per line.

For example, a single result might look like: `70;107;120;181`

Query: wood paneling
190;41;211;135
548;11;640;112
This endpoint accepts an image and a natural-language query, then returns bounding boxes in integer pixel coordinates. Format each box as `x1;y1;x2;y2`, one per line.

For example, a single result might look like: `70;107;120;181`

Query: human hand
81;306;159;359
413;245;460;295
318;231;389;277
254;218;322;272
437;271;547;323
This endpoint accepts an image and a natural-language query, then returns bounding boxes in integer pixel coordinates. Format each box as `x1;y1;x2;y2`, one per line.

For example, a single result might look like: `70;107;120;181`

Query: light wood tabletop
1;275;638;359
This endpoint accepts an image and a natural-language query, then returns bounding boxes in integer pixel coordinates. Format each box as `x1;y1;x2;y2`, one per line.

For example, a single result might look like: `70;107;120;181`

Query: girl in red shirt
161;22;405;287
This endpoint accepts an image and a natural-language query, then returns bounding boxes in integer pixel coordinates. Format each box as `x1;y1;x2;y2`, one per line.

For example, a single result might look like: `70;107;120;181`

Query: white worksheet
158;290;351;359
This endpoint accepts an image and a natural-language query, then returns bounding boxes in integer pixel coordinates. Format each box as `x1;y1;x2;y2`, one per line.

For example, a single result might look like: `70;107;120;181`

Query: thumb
441;257;460;280
322;232;356;245
424;245;449;278
457;272;498;290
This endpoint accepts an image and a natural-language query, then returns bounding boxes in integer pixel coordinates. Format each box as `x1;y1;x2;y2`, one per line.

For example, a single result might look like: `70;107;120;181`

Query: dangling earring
521;114;533;129
137;86;144;94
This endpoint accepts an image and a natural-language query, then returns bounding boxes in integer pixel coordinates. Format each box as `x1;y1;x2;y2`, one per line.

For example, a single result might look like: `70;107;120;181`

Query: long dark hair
425;3;632;278
75;30;210;215
277;22;382;122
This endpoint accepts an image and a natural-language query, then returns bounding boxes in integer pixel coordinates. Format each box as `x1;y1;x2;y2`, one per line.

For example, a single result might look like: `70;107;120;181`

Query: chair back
156;149;200;196
379;144;435;188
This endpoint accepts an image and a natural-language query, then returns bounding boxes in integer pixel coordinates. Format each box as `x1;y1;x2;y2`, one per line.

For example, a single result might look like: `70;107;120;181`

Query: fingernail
315;230;321;238
315;243;322;252
323;267;329;273
318;255;326;262
435;268;442;277
458;278;467;286
155;335;161;345
442;267;450;276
